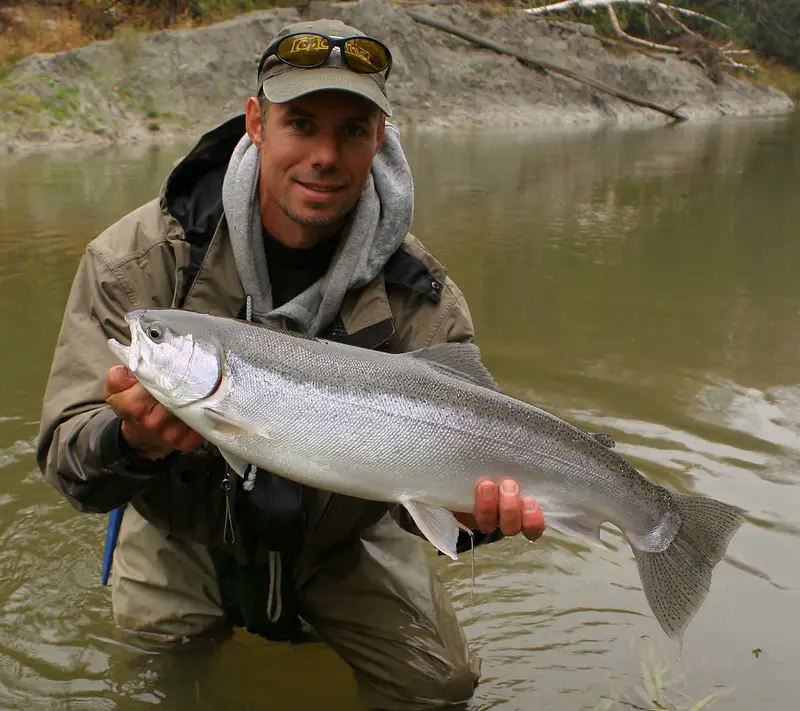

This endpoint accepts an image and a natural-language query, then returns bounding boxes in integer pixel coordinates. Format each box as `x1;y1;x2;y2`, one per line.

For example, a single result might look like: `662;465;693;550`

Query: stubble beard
280;195;353;229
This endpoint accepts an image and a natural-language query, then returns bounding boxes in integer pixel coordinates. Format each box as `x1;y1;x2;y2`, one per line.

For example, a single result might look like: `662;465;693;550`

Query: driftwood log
407;12;686;121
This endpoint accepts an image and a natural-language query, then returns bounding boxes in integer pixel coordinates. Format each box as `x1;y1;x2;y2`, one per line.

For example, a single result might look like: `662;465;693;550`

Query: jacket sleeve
36;245;172;514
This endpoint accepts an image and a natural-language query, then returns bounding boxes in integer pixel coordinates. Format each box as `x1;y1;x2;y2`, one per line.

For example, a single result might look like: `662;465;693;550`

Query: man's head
244;19;393;246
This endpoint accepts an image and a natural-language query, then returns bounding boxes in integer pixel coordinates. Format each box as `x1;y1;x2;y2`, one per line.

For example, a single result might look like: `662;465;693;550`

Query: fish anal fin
402;500;462;560
545;511;606;548
408;343;499;392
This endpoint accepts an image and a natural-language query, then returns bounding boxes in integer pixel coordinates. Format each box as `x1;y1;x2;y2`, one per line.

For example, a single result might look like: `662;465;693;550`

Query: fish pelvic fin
402;500;463;560
633;491;745;642
203;406;268;439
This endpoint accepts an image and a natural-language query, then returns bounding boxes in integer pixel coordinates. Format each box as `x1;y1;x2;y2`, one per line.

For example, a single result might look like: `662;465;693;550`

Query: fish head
108;309;222;409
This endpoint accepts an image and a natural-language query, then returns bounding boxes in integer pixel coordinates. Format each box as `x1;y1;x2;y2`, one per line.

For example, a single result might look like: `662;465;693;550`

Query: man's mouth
295;179;345;193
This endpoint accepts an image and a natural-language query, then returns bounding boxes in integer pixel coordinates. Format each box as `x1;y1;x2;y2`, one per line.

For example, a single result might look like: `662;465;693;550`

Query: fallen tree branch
606;5;680;52
661;4;695;35
524;0;733;32
723;57;760;72
407;12;686;121
598;34;669;60
645;5;672;36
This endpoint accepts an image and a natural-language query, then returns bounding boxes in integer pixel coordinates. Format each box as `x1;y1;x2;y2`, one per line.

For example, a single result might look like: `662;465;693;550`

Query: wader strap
208;546;303;642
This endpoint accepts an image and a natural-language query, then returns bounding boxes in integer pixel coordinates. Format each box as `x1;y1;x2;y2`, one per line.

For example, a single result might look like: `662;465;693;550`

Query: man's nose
310;132;340;170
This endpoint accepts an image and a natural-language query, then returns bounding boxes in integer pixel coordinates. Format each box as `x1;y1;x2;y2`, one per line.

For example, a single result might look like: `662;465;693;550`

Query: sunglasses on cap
259;32;393;79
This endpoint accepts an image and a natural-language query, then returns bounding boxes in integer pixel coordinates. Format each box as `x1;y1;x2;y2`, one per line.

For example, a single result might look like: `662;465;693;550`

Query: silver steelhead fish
108;308;745;641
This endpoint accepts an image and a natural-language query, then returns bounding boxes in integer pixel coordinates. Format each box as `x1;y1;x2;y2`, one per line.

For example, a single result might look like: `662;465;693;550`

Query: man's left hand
454;478;545;542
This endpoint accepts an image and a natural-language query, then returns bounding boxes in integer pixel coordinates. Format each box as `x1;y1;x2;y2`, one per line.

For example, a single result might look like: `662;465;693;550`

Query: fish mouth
108;311;144;370
107;338;132;368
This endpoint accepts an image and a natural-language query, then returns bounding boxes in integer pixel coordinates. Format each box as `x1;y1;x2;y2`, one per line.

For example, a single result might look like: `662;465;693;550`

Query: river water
0;114;798;710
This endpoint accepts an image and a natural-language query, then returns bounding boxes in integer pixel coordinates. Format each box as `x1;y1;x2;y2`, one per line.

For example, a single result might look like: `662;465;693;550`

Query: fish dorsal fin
408;343;500;392
590;432;616;449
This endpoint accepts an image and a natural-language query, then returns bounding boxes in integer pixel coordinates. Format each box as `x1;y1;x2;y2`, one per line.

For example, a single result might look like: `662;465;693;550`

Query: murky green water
1;114;798;710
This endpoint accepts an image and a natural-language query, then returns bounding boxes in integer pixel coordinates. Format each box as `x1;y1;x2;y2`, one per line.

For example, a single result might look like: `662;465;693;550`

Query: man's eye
344;123;366;137
291;118;312;132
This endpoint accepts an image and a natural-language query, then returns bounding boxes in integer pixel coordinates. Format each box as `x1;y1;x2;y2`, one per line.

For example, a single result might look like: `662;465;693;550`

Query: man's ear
245;96;263;147
375;114;386;155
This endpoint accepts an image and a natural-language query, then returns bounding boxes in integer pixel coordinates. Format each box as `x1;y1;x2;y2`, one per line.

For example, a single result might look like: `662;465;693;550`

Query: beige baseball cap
257;19;392;116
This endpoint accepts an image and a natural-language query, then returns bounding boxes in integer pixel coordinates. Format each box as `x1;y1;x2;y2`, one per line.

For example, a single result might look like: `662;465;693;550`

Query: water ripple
0;437;38;470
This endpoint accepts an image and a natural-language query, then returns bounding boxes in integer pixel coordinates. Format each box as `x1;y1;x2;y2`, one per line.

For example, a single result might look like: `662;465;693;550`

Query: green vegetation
0;85;41;117
682;0;800;70
537;0;800;71
41;84;81;121
527;0;800;96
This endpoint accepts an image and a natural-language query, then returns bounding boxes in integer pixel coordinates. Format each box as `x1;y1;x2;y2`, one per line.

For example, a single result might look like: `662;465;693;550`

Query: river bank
0;0;795;153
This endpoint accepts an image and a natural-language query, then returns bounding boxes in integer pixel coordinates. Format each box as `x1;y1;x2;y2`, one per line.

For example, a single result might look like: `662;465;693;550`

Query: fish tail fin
633;491;745;642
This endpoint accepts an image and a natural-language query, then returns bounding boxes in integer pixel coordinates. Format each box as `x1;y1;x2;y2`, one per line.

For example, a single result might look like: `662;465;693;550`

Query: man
37;18;544;710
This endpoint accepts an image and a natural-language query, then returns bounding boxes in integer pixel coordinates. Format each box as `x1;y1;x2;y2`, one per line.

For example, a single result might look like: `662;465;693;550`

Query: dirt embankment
0;0;794;152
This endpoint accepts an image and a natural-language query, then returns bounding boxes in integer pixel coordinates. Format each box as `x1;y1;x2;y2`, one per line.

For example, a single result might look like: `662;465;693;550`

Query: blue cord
101;506;126;586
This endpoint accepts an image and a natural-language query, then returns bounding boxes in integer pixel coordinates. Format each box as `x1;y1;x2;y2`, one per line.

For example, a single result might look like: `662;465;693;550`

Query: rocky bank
0;0;795;151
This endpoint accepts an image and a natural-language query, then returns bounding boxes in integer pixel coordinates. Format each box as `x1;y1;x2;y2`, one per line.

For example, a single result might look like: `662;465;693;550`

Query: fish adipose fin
633;491;745;642
545;512;606;548
402;500;462;560
590;433;616;449
408;343;500;391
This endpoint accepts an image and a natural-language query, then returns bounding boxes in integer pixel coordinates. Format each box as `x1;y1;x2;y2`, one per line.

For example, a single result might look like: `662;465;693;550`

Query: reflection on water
0;114;799;710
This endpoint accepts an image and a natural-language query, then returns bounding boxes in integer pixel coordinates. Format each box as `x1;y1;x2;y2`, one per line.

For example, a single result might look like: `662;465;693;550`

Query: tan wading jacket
37;116;478;566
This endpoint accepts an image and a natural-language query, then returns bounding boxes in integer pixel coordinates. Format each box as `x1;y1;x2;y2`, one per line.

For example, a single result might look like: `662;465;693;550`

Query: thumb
106;365;139;397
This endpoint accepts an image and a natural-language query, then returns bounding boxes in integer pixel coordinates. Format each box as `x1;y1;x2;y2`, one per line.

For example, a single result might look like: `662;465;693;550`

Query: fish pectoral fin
545;512;606;548
402;500;463;560
590;432;616;449
407;343;500;392
219;448;251;478
202;406;268;439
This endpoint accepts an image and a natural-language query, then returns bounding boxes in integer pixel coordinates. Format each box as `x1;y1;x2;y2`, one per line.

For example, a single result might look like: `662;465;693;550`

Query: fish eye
147;324;164;341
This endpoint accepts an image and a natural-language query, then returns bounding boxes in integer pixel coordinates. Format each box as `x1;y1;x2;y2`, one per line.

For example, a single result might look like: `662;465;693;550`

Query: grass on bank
749;58;800;100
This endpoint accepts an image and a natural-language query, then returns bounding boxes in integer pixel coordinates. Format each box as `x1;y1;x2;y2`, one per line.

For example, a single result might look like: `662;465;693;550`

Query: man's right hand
105;365;205;460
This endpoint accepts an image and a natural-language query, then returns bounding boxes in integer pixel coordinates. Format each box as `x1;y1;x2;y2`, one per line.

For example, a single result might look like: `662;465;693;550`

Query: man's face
246;90;385;237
